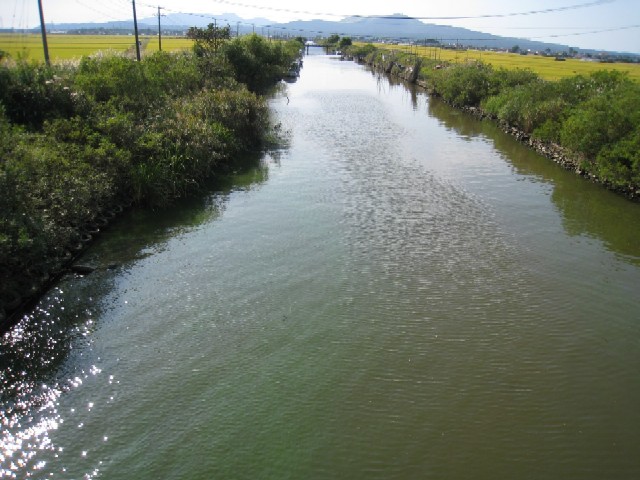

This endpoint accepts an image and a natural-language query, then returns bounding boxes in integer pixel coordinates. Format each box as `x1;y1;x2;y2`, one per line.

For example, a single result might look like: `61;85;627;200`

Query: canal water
2;54;640;479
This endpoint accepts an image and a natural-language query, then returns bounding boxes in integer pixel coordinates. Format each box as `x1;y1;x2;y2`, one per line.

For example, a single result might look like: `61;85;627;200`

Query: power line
529;23;640;40
198;0;616;21
11;0;31;30
68;0;129;22
99;0;133;14
10;0;637;53
127;1;640;44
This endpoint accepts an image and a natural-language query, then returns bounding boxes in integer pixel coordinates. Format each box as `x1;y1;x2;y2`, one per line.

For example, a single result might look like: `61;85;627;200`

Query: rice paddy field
1;34;638;82
378;43;640;81
0;33;194;62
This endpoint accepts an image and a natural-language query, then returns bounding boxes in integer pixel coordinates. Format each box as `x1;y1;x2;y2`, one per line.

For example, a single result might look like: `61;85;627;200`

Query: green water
2;54;640;479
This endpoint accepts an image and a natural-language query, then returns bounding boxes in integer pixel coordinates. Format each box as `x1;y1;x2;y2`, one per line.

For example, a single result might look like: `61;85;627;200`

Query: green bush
347;43;377;60
0;47;284;309
142;50;204;97
0;61;75;129
75;54;162;113
431;62;495;107
594;130;640;187
222;35;300;91
483;80;566;133
489;67;539;90
560;80;640;159
116;86;269;205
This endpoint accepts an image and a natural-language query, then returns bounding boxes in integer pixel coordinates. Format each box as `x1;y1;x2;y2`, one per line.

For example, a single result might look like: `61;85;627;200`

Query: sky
2;0;639;53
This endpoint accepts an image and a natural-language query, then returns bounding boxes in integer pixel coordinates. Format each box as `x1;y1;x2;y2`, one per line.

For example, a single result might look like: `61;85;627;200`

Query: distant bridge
304;42;328;54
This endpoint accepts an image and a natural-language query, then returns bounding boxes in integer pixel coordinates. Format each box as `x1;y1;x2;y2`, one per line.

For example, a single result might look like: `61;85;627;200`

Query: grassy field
144;36;194;53
3;34;638;82
0;33;194;62
375;43;640;82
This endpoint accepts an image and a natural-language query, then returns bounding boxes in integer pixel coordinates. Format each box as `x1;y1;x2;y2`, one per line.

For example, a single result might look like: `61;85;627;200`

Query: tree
326;34;340;45
339;37;352;48
222;35;300;91
510;45;520;54
350;43;377;59
187;23;231;57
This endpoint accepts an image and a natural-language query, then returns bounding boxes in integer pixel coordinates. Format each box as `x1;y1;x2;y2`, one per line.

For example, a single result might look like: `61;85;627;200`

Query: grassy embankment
0;34;302;324
346;42;640;200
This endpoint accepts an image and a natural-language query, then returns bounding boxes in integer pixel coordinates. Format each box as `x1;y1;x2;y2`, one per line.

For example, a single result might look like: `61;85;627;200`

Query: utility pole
37;0;50;65
213;18;218;52
157;6;164;51
132;0;141;61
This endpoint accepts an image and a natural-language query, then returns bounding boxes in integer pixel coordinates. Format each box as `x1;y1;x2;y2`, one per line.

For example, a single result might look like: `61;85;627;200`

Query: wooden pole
157;6;163;51
37;0;50;65
132;0;141;61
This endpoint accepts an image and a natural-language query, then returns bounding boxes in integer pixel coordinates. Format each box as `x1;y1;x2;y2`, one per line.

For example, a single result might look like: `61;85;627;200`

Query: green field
0;33;194;62
3;34;638;82
144;36;194;53
375;43;640;82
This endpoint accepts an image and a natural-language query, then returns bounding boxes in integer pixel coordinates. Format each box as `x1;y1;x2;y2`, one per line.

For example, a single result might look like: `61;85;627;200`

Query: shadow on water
371;70;421;111
427;96;640;264
0;151;275;409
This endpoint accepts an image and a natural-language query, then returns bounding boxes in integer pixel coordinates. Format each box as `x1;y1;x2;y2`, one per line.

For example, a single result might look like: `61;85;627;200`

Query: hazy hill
8;12;633;55
274;15;575;53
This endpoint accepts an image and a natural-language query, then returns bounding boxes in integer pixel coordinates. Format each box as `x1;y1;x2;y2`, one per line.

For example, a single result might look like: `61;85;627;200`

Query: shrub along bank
0;34;302;323
347;45;640;199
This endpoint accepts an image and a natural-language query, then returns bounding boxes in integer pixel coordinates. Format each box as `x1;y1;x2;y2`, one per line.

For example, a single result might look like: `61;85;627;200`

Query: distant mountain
39;12;273;35
9;12;634;56
140;12;272;29
270;15;576;53
44;21;149;31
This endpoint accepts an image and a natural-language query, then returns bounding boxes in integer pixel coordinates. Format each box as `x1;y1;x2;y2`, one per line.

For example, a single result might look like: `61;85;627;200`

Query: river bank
456;105;638;200
346;47;640;202
0;35;302;330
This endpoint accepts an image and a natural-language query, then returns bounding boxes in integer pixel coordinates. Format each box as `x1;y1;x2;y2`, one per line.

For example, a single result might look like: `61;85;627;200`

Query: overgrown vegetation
0;30;303;319
349;44;640;195
323;34;353;51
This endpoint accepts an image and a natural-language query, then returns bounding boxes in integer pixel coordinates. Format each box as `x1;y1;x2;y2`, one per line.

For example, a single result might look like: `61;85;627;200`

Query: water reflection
426;95;640;264
1;155;272;391
0;154;274;478
427;96;494;140
372;71;420;111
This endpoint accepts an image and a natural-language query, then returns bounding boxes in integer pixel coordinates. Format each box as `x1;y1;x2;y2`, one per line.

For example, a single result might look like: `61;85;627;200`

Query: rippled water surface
2;54;640;479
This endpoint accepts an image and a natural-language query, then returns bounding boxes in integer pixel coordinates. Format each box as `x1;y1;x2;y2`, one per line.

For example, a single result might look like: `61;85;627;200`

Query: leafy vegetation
321;34;353;52
223;33;304;91
0;34;302;319
187;23;231;57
